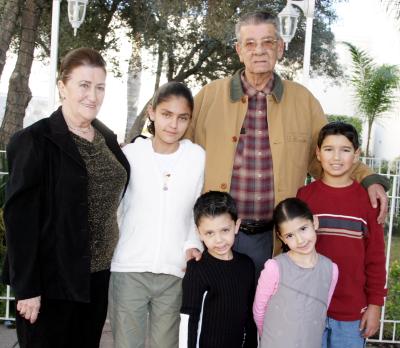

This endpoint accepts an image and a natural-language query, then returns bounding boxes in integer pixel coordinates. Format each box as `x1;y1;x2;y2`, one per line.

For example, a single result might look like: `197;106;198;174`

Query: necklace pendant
163;173;171;191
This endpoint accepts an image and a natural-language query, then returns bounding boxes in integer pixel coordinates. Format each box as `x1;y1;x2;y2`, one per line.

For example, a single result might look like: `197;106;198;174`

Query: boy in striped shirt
297;122;387;348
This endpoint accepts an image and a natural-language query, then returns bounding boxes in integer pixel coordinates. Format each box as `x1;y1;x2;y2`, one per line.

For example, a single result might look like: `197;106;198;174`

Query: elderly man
186;11;388;276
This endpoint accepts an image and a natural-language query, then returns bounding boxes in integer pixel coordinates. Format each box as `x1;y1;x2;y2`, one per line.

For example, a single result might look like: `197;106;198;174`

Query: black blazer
2;107;130;302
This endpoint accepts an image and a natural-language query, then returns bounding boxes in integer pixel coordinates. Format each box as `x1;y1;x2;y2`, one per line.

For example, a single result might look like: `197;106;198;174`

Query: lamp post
278;0;315;85
68;0;89;36
48;0;88;111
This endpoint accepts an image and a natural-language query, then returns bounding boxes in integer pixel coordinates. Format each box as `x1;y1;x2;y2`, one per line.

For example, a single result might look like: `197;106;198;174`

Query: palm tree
344;42;400;156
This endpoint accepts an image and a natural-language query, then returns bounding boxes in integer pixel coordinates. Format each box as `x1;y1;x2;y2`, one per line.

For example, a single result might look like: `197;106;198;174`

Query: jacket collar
45;107;86;168
229;68;284;103
44;106;130;195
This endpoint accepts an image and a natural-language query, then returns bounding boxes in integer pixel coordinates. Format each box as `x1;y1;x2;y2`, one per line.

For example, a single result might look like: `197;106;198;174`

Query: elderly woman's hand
17;296;41;324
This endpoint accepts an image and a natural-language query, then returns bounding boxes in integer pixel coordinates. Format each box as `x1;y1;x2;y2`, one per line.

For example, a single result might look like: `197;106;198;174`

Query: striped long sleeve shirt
297;179;387;321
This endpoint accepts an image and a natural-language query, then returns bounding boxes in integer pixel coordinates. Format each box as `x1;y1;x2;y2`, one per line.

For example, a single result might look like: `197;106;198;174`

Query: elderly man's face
235;23;284;77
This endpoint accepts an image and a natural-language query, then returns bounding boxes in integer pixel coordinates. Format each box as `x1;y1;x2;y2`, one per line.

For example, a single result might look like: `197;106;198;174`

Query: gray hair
235;11;281;42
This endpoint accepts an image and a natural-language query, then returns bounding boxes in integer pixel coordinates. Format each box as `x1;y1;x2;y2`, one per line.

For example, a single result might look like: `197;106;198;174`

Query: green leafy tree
0;0;344;145
123;0;345;139
344;42;400;156
0;0;126;147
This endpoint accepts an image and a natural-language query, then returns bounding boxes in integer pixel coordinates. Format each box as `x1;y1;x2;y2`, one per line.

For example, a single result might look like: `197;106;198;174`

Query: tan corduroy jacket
186;69;385;254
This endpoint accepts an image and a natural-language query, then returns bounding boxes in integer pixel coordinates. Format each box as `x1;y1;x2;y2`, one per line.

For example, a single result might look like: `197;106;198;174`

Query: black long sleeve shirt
180;250;257;348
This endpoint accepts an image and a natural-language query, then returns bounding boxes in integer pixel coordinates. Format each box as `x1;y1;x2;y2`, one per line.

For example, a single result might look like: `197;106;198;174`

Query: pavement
1;321;396;348
0;320;114;348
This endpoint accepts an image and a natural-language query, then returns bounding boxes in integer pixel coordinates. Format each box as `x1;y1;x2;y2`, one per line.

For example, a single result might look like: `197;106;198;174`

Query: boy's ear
196;226;204;242
313;215;319;230
316;147;321;162
353;148;361;163
234;218;242;235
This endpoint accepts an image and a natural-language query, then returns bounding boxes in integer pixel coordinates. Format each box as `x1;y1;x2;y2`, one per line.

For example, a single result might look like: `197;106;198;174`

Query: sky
0;0;399;158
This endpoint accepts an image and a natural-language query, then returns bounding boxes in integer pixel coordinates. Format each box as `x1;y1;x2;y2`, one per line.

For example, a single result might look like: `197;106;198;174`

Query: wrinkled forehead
238;23;278;41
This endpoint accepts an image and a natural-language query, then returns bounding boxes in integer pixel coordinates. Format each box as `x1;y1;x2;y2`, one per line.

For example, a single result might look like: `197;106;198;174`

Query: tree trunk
154;45;163;91
0;0;44;148
124;36;142;142
125;44;165;142
0;0;24;80
365;118;374;157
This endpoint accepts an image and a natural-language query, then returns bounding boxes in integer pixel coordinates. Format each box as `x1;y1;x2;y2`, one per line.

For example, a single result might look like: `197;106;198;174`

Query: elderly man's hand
17;296;41;324
367;184;388;224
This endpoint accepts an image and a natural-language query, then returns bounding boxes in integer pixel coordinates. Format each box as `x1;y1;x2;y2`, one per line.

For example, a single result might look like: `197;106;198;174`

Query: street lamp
278;0;315;85
48;0;89;111
67;0;89;37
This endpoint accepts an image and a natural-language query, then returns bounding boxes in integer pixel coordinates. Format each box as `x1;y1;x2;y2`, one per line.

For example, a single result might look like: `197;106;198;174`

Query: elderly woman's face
58;65;106;124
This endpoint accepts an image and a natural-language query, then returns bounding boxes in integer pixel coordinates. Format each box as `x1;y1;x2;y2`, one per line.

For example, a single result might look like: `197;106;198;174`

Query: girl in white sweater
109;82;205;348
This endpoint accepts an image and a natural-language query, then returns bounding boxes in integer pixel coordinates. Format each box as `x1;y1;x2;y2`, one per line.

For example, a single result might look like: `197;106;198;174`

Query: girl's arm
328;262;339;306
252;259;279;335
179;261;207;348
184;148;205;255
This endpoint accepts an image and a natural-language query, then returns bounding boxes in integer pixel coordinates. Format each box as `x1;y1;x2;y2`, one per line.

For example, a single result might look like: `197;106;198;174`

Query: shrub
383;260;400;341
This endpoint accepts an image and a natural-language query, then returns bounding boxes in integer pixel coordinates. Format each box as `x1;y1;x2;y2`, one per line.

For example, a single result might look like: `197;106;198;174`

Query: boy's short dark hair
317;121;360;150
194;191;238;226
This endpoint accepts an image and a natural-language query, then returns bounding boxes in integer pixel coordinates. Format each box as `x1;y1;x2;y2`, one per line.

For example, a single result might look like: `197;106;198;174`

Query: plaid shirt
230;73;274;221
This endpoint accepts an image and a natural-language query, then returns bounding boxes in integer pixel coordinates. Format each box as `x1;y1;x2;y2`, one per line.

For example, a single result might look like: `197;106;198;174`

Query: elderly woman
2;47;130;348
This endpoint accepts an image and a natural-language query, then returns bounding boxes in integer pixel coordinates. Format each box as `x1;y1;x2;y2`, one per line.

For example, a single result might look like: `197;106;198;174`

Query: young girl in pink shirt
253;198;338;348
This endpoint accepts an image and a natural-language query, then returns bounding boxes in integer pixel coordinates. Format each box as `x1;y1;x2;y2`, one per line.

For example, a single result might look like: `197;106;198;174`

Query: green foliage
36;1;125;76
326;114;363;149
31;0;345;84
344;42;400;156
384;259;400;340
118;0;344;84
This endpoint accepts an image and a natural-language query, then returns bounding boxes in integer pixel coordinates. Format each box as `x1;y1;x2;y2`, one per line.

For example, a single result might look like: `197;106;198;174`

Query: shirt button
220;183;227;190
258;131;262;135
258;152;262;156
257;196;261;201
257;110;263;115
241;96;247;103
258;173;262;178
232;136;238;142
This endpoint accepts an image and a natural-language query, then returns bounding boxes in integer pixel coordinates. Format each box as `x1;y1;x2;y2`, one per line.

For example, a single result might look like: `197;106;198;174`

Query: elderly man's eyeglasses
242;38;278;51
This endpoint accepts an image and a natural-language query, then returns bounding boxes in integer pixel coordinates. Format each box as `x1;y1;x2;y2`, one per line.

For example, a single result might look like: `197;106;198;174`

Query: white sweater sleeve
183;148;205;252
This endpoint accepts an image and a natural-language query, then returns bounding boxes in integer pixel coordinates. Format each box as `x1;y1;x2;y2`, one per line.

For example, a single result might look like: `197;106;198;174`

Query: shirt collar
240;71;274;97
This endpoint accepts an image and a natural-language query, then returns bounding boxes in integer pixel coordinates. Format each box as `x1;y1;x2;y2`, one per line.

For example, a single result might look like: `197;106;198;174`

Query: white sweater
111;138;205;278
